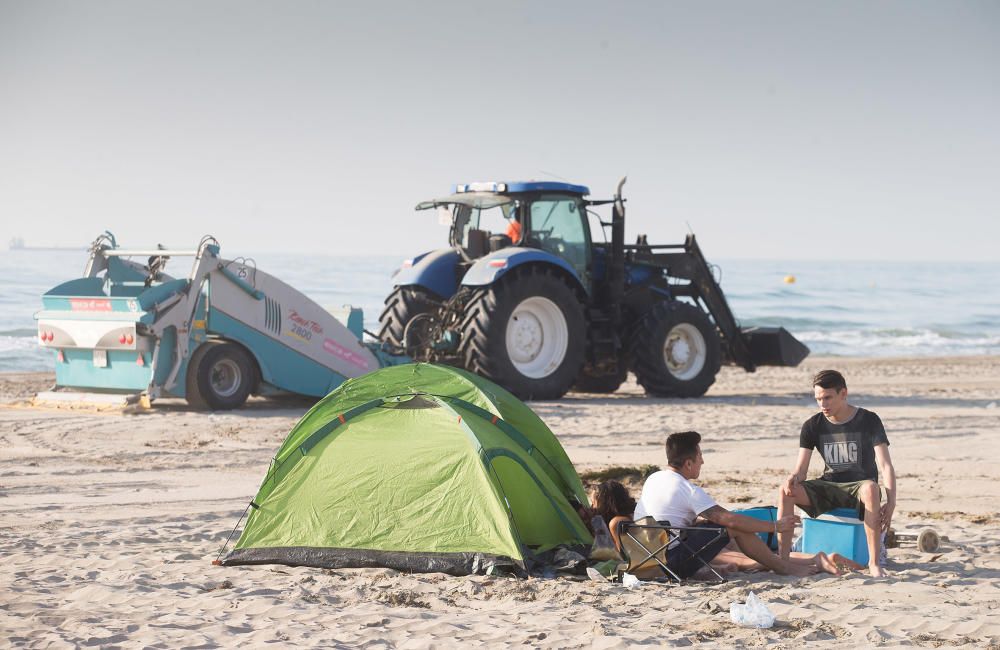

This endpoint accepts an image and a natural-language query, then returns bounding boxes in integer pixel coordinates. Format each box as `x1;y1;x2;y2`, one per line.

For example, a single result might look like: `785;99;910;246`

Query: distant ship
8;236;82;252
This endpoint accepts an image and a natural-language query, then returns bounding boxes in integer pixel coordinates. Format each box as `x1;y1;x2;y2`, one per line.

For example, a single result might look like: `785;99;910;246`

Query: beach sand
2;356;999;648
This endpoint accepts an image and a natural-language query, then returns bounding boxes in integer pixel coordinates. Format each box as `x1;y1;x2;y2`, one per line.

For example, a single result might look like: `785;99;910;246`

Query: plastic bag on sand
729;591;775;628
621;573;640;589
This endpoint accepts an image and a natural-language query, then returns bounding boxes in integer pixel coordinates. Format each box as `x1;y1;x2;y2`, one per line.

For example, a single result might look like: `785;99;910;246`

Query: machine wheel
377;286;440;352
458;266;585;400
571;363;628;394
629;301;721;397
186;342;257;410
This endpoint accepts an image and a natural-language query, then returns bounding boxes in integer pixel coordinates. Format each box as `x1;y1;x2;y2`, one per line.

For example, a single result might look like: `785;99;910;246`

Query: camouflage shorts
800;479;882;519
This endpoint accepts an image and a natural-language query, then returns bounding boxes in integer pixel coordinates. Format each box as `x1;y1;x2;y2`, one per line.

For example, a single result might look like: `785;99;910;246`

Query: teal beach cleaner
34;232;409;409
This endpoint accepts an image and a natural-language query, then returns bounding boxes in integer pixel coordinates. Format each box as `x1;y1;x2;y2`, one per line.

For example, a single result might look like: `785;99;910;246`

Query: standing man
634;431;843;578
778;369;897;578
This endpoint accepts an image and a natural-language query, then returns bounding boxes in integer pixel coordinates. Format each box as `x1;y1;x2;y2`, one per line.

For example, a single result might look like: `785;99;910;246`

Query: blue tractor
378;178;808;400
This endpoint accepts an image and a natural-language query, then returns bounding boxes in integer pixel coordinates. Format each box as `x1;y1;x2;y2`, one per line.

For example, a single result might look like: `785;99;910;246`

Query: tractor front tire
186;341;257;410
458;266;585;400
629;301;721;397
377;286;440;353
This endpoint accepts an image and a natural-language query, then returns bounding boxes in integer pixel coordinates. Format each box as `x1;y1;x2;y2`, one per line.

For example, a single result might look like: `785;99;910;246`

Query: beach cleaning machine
35;232;406;409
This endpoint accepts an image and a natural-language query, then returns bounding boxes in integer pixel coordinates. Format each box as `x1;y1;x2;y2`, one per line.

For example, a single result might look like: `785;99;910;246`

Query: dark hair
592;480;636;522
812;369;847;392
666;431;701;469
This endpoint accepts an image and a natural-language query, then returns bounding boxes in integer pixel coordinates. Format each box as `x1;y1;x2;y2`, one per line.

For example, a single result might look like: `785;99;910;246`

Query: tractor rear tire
458;266;585;400
629;301;721;397
186;341;257;410
377;286;440;353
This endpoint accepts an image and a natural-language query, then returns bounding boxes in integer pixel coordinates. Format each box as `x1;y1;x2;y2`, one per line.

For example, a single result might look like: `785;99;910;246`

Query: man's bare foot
815;551;841;575
869;564;890;578
708;562;737;575
786;562;819;577
830;553;864;572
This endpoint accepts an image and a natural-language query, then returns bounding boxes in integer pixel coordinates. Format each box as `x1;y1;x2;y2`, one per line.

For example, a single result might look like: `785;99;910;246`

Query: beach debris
621;572;641;589
588;559;622;579
586;567;609;582
375;590;429;609
865;627;892;646
730;591;775;629
697;598;726;614
885;527;946;553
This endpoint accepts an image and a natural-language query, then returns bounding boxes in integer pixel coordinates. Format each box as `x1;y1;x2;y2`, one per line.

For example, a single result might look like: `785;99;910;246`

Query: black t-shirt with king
799;407;889;483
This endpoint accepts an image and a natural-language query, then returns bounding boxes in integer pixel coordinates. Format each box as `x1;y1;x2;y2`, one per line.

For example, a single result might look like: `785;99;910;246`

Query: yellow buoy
783;275;796;284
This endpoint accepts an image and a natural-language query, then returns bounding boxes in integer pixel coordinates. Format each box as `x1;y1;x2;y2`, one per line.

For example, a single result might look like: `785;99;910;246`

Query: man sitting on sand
634;431;851;578
777;369;897;578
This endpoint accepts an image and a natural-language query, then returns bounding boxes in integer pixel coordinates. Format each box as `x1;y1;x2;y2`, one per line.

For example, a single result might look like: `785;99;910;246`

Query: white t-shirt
633;469;717;527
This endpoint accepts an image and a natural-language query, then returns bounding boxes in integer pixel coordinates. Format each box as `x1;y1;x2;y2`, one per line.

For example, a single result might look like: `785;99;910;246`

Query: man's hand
776;514;800;534
880;501;895;533
781;474;801;497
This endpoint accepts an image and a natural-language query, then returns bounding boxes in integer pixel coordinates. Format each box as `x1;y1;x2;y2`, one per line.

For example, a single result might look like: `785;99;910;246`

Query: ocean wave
795;328;1000;357
0;328;39;338
0;336;52;372
740;315;870;329
0;335;44;352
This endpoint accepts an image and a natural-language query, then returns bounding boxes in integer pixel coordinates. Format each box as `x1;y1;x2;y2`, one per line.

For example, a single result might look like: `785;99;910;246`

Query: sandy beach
2;355;999;648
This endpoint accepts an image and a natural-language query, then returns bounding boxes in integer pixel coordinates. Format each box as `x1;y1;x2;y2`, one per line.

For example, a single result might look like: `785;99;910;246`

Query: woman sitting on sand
589;480;636;552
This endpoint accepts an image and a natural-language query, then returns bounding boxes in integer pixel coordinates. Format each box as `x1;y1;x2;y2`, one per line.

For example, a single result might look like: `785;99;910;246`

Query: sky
1;1;998;261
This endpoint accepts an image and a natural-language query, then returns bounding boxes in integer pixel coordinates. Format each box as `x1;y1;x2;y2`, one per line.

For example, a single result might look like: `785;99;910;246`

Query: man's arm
781;447;813;496
699;505;799;536
875;443;896;532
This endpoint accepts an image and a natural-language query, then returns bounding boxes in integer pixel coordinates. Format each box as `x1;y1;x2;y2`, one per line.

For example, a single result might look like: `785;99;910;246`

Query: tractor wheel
458;266;585;400
571;363;628;394
377;286;440;353
629;301;721;397
186;341;257;410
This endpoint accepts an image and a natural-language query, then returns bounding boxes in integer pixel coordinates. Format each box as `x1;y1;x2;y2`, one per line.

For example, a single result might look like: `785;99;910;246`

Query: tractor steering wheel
454;243;474;264
533;227;553;242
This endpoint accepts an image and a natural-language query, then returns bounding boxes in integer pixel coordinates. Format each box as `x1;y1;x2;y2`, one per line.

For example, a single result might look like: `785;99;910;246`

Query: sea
2;249;998;373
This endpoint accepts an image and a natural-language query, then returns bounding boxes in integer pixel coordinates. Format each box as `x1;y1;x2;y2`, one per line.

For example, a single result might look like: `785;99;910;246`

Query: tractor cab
416;181;594;287
416;190;516;261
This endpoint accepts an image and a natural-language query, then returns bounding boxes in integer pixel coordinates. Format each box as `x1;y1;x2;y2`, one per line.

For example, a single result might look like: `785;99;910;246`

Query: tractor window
470;204;514;239
529;197;590;279
452;203;516;256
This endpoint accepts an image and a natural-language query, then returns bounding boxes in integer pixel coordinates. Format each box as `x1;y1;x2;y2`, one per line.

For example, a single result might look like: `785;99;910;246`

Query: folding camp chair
617;516;726;583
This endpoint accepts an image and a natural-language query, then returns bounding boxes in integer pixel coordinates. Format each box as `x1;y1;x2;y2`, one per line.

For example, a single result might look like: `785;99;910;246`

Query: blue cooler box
802;508;869;565
733;506;778;550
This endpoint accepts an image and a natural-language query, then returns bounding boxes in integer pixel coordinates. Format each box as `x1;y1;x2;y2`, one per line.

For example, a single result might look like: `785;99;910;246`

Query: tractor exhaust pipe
609;176;627;310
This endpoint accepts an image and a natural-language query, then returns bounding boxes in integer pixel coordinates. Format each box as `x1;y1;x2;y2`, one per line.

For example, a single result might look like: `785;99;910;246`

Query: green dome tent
221;363;592;575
